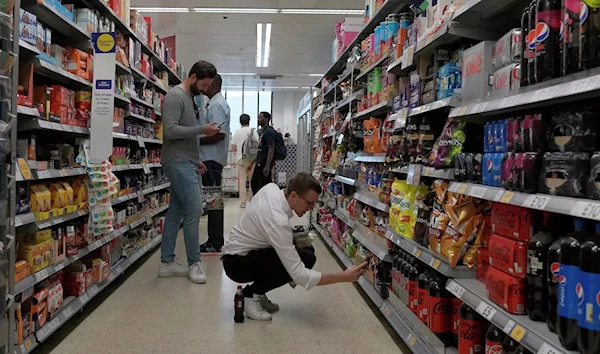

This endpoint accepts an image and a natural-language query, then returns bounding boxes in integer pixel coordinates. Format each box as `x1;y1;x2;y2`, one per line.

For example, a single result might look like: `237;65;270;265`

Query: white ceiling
132;0;364;90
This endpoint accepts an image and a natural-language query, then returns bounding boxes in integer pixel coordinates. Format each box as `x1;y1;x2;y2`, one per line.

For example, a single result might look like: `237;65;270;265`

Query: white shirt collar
278;189;294;219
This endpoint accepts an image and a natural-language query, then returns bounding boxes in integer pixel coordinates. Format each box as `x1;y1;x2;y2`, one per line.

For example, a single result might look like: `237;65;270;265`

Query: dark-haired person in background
199;74;230;254
222;173;367;321
251;111;276;194
160;60;220;284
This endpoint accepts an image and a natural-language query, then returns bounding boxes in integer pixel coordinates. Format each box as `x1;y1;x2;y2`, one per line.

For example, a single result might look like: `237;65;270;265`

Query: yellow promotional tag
510;325;527;341
432;259;441;269
500;191;515;203
17;158;32;180
457;184;468;194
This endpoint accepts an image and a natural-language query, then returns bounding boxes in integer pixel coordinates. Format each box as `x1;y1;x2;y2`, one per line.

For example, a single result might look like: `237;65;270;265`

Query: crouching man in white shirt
221;172;367;321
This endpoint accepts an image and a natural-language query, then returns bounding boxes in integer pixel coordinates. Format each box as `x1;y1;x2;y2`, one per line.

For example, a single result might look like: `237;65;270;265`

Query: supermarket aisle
47;199;407;354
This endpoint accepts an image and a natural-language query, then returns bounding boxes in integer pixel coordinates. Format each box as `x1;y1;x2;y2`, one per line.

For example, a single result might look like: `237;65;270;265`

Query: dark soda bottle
451;297;462;347
428;276;452;346
535;0;563;82
527;212;555;322
417;271;431;324
502;336;520;354
401;257;412;305
485;324;506;354
528;0;539;85
580;1;600;70
458;303;485;354
558;218;591;350
563;0;583;75
408;264;419;316
547;233;564;332
522;5;531;87
392;253;401;297
234;285;244;323
513;344;533;354
578;222;600;353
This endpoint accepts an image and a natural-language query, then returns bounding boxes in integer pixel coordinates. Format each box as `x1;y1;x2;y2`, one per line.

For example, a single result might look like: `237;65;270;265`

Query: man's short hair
285;172;322;197
240;114;250;126
212;74;222;91
260;111;272;122
189;61;217;80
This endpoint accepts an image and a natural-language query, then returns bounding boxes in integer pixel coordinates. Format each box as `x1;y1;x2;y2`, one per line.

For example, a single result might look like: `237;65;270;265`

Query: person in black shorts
251;111;276;195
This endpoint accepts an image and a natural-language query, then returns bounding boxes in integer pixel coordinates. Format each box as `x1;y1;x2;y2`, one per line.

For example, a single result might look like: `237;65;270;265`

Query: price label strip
63;305;74;318
537;343;560;354
494;190;505;202
457;184;468;194
571;200;600;221
469;186;487;199
522;195;551;210
37;170;52;179
447;281;465;299
475;302;497;321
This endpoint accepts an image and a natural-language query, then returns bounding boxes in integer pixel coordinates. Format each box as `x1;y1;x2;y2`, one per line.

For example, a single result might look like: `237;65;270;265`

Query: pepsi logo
577;282;584;305
526;29;537;50
487;159;493;172
559;275;567;285
560;13;568;40
551;262;560;275
536;22;550;43
596;291;600;307
581;2;589;25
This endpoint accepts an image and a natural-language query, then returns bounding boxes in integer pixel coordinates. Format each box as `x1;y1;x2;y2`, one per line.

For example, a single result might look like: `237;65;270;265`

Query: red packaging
477;247;490;284
49;85;70;107
428;295;451;335
491;203;534;241
458;316;485;354
408;277;418;315
451;298;462;343
417;286;428;324
488;234;527;278
485;266;526;314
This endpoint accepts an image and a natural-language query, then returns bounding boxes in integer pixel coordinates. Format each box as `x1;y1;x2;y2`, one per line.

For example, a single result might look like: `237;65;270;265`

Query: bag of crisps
440;214;483;267
397;184;417;239
363;117;382;154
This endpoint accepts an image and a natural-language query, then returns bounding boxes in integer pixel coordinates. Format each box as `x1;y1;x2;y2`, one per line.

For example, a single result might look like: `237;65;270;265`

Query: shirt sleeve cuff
303;270;322;291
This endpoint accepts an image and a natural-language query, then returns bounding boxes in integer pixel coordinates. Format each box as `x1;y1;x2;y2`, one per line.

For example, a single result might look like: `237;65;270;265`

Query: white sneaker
258;294;279;312
244;295;273;321
158;261;188;277
188;262;207;284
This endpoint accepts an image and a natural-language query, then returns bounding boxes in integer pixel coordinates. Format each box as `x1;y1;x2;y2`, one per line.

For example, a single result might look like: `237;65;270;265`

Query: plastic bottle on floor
234;285;245;323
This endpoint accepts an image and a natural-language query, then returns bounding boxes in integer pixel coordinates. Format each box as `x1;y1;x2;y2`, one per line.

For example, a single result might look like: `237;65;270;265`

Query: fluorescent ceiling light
280;9;365;15
220;73;258;76
131;7;190;12
263;23;272;67
191;7;279;13
256;23;263;68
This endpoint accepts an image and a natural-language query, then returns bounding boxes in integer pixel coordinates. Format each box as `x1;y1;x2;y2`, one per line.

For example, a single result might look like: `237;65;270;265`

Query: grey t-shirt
161;86;206;165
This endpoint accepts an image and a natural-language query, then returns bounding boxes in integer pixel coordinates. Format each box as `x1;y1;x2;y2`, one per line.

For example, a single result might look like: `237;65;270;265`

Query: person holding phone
199;74;230;254
160;61;221;284
222;173;368;321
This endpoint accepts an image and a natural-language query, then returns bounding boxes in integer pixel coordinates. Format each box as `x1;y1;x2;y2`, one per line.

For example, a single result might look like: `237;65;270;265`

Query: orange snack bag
363;117;382;153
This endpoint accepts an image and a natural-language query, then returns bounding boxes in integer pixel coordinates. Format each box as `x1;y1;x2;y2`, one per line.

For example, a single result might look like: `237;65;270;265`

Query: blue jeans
161;158;202;266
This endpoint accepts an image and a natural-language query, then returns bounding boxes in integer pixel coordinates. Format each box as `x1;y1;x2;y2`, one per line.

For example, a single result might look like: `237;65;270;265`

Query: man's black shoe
200;244;222;254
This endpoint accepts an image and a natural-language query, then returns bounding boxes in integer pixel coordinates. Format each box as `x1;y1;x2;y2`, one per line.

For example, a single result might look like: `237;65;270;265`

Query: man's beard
190;84;202;96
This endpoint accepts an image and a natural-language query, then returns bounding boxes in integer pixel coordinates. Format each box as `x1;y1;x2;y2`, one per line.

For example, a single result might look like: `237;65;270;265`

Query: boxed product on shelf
30;184;51;214
15;260;31;283
492;28;522;70
74;8;96;35
17;236;53;273
486;266;526;314
461;41;495;102
490;203;534;241
492;63;520;97
44;0;73;21
488;233;527;278
52;228;66;264
31;288;48;330
65;48;91;80
19;9;37;45
17;63;34;107
51;44;68;70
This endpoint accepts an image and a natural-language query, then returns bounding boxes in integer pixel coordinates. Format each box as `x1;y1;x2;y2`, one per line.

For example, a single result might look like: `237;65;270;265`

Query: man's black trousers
222;246;316;297
202;160;224;249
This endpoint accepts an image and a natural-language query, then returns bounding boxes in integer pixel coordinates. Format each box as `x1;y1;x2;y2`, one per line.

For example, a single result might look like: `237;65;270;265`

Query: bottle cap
575;218;586;230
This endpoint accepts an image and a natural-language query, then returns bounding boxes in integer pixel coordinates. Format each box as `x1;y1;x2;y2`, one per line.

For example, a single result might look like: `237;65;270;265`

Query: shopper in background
251;111;276;195
222;173;368;321
159;60;220;284
231;114;260;208
199;74;230;254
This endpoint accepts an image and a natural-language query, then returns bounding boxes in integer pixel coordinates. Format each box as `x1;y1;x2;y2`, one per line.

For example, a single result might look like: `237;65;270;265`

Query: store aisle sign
90;32;116;161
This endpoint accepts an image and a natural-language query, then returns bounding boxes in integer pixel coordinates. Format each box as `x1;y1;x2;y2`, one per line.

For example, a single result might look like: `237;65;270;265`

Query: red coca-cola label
477;248;490;284
408;280;418;315
489;234;527;278
428;296;451;333
491;203;533;241
485;339;503;354
486;267;526;314
418;288;429;323
458;319;484;354
451;298;462;335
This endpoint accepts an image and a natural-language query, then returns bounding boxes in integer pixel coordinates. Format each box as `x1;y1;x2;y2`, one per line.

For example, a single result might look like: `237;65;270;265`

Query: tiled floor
47;199;408;354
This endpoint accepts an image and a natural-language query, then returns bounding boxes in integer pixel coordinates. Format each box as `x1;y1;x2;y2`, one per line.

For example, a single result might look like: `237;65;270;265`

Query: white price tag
531;86;558;102
476;302;497;321
38;221;52;229
503;320;516;334
90;285;99;295
571;201;600;221
537;343;560;354
469;186;487;199
146;214;152;226
142;164;151;174
493;190;505;202
499;94;522;109
472;102;488;114
447;281;465;299
54;217;64;225
55;262;64;272
109;272;116;281
523;195;551;210
80;293;89;304
137;190;144;203
38;120;52;129
50;122;62;131
15;216;23;227
48;317;59;330
116;265;123;274
62;306;73;318
63;124;75;132
94;240;102;248
569;76;600;94
36;268;49;281
136;135;146;148
37;170;52;179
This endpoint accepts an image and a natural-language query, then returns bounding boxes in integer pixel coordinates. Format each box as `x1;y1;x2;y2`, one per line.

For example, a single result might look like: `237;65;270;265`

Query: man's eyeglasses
297;193;317;207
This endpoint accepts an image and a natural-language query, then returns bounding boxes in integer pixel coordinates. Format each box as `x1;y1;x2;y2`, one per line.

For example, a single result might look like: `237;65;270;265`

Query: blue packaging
558;264;580;321
482;153;491;185
495;120;507;153
484;123;492;152
493;153;503;186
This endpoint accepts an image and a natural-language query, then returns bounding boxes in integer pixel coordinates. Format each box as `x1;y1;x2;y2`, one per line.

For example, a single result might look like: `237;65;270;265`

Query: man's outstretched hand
343;261;368;282
197;162;207;175
202;122;221;137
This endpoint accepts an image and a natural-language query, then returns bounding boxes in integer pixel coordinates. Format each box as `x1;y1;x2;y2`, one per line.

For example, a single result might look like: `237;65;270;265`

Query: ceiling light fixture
191;7;279;13
263;23;272;67
256;23;263;68
131;7;190;12
219;73;258;76
280;9;365;15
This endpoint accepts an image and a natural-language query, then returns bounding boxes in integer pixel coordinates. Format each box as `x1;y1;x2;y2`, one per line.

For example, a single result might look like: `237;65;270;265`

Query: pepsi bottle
527;212;555;322
580;0;599;71
485;324;506;354
528;0;539;85
563;0;583;75
535;0;562;82
522;5;531;87
578;222;600;353
558;218;591;350
548;233;565;332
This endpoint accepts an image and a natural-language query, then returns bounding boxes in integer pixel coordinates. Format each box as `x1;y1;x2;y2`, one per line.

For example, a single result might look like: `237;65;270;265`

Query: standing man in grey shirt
159;61;221;284
198;75;230;253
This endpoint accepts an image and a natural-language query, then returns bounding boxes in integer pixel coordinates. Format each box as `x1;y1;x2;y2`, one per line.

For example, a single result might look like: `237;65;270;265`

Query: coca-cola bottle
401;257;412;305
392;252;402;297
501;336;520;354
417;271;432;324
408;263;419;316
428;275;452;346
485;325;506;354
234;285;245;323
451;297;463;347
458;303;485;354
527;212;555;322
